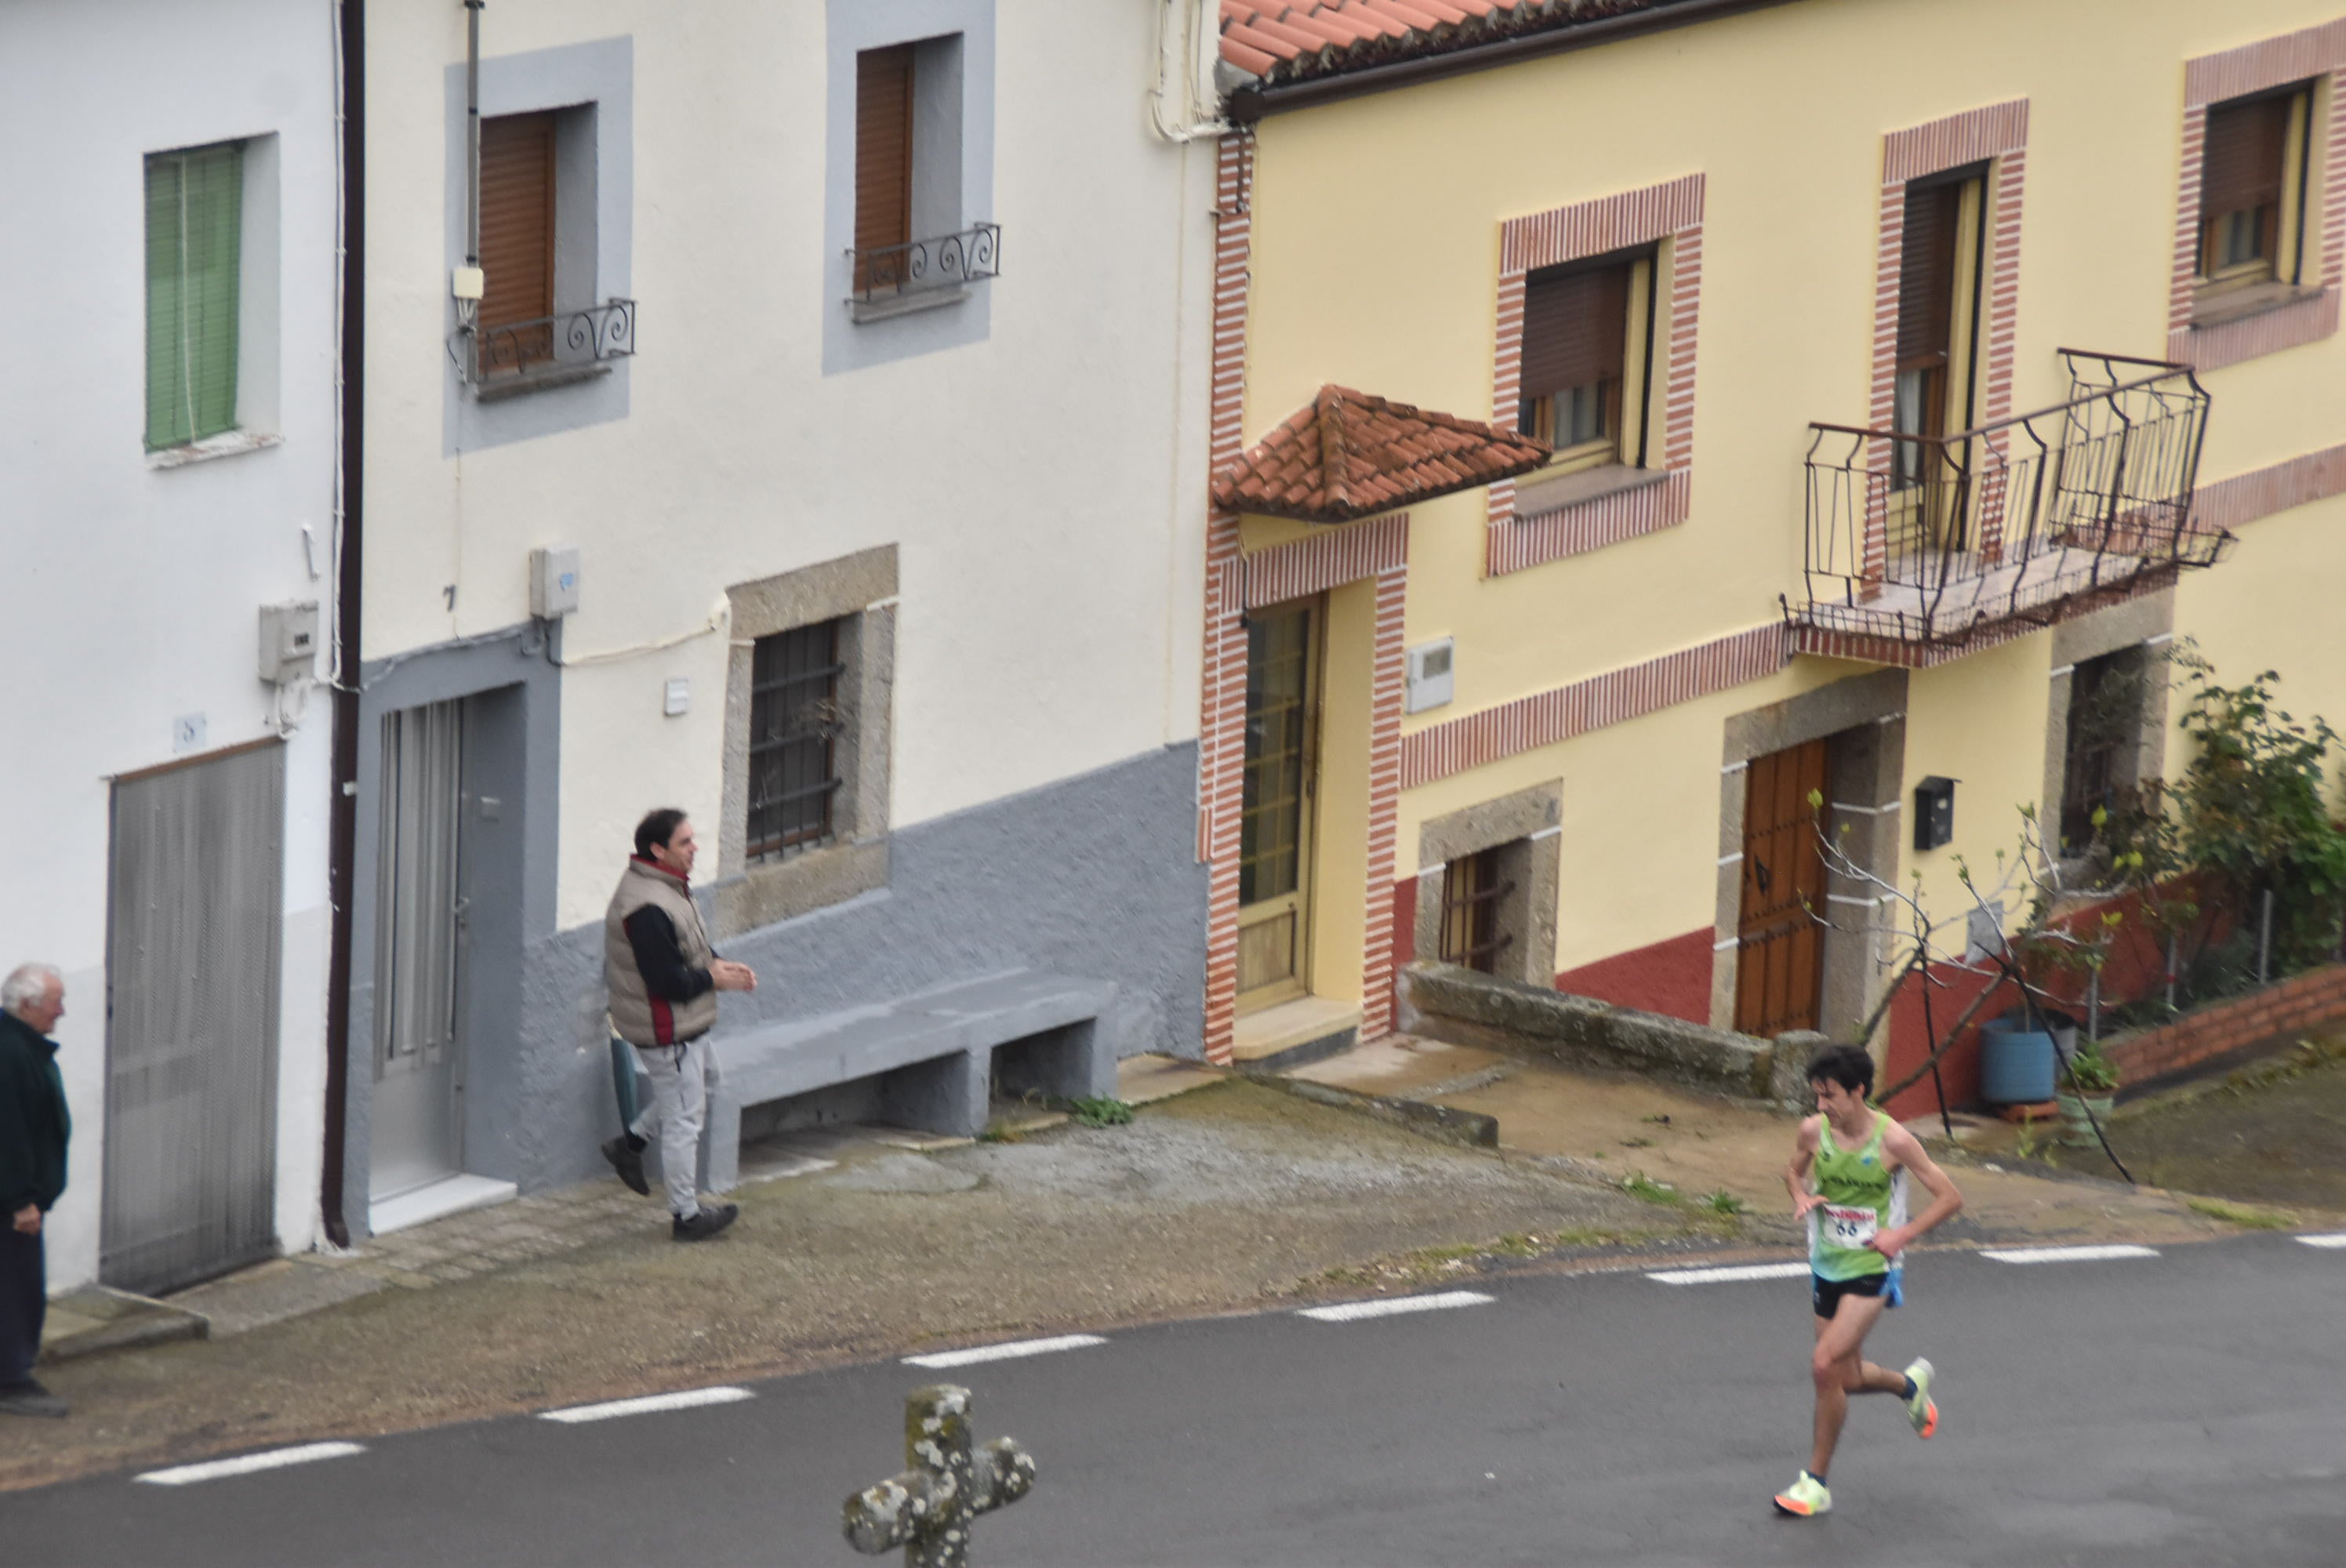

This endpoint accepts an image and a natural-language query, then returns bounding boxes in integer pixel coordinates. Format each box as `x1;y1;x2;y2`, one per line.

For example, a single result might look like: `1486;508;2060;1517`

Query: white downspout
1149;0;1229;143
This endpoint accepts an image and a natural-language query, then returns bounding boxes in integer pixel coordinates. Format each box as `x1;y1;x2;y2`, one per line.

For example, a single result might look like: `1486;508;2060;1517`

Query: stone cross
843;1383;1036;1568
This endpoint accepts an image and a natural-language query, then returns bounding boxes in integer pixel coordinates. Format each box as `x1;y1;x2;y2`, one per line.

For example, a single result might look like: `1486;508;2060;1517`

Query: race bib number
1820;1203;1878;1248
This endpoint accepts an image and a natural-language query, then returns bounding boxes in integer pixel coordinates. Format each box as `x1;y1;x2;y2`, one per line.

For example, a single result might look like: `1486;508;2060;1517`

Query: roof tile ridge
1318;384;1356;513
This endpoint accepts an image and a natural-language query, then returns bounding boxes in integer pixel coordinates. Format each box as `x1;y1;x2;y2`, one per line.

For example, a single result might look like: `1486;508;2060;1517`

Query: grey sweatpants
628;1037;718;1218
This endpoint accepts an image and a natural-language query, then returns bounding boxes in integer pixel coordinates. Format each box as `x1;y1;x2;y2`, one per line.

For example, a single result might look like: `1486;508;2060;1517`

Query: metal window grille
1439;848;1514;973
747;621;844;862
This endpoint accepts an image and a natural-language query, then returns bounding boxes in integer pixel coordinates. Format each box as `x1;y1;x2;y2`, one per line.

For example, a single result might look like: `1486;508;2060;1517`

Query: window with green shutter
144;143;243;451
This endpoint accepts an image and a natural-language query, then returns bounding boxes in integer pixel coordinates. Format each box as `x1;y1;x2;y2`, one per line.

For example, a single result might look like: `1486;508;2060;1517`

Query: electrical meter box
530;545;581;619
257;601;320;684
1405;637;1455;713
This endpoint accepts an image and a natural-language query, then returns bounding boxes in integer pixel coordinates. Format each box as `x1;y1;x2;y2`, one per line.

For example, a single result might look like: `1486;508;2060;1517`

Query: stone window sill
146;430;282;470
472;362;616;404
848;285;971;325
1511;463;1671;519
2190;281;2325;332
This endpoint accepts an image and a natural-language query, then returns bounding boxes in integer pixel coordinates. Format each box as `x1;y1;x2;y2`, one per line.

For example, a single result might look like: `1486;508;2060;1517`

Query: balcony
452;298;636;397
1791;351;2229;665
846;223;1000;321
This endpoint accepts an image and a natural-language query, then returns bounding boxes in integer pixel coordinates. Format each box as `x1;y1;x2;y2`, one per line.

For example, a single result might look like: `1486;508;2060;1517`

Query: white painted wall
361;0;1214;930
0;0;341;1289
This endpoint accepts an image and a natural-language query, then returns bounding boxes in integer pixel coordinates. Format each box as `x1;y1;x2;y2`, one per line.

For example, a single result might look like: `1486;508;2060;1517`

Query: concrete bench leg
880;1048;989;1138
992;1021;1116;1103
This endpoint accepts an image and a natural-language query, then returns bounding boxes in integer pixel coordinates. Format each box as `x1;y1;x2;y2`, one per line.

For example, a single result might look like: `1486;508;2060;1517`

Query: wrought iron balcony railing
847;223;1000;311
453;298;636;387
1792;350;2228;662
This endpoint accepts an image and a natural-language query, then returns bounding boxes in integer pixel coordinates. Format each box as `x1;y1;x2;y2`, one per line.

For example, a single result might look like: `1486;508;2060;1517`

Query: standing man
1;964;72;1419
600;809;755;1241
1772;1044;1963;1518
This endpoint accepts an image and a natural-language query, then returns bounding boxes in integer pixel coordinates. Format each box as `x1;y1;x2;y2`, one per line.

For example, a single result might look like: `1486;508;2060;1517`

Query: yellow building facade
1200;0;2346;1080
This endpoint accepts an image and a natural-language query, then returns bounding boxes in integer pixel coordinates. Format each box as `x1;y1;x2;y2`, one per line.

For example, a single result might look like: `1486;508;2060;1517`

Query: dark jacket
0;1010;70;1214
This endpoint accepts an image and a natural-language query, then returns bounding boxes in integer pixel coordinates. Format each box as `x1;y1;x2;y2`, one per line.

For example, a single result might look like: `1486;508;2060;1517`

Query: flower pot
2055;1089;2115;1147
1979;1015;2059;1103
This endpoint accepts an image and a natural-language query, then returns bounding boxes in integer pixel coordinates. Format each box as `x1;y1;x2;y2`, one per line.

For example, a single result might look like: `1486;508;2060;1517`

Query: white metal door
369;700;467;1199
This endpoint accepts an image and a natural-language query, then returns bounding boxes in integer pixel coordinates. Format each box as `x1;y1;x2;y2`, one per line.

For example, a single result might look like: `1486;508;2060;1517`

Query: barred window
746;620;845;861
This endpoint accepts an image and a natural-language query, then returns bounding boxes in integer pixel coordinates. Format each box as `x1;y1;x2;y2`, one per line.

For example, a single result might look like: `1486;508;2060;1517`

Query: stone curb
1251;1073;1502;1150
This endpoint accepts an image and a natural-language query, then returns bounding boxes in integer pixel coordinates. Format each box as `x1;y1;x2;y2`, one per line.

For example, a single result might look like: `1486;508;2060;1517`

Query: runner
1772;1043;1963;1519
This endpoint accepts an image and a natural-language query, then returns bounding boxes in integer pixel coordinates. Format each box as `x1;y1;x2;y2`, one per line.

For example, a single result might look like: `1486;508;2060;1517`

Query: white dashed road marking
1298;1290;1494;1323
2297;1232;2346;1249
1647;1262;1813;1285
136;1443;367;1486
538;1386;756;1424
1979;1244;2160;1265
903;1334;1109;1369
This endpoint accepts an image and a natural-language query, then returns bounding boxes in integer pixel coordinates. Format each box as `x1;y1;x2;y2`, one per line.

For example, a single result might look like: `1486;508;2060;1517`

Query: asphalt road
9;1233;2344;1566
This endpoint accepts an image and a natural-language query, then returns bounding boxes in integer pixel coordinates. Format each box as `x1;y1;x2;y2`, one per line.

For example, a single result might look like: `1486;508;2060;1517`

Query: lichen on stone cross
842;1383;1036;1568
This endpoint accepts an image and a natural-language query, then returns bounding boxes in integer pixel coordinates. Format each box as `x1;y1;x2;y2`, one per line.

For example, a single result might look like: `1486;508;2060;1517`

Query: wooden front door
1236;601;1319;1011
1736;739;1828;1037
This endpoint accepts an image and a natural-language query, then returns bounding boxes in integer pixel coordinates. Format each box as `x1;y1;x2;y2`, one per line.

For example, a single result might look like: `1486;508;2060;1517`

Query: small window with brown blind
2196;84;2313;303
855;45;916;294
1517;250;1655;475
478;111;558;376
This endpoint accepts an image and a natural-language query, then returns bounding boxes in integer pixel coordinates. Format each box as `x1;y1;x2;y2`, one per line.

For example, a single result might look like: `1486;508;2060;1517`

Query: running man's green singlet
1808;1110;1908;1283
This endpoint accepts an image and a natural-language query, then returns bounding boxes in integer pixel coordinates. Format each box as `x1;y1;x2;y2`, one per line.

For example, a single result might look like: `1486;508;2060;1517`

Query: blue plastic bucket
1978;1016;2059;1103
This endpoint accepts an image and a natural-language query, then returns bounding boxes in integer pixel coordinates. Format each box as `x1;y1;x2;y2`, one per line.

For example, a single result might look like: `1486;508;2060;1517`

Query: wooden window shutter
1519;265;1629;401
855;45;915;260
2202;95;2290;218
144;143;242;450
479;112;557;335
1896;180;1963;369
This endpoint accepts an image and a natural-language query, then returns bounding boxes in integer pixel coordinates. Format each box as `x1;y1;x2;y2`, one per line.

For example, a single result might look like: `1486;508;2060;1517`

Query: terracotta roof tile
1218;0;1668;85
1213;384;1549;524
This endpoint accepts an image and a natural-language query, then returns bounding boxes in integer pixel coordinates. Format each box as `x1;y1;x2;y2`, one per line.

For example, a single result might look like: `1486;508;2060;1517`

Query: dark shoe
671;1203;739;1242
601;1135;650;1196
0;1380;69;1419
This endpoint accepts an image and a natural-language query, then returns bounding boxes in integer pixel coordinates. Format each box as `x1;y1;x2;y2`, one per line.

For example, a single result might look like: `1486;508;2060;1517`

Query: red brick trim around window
1399;623;1787;789
1486;173;1705;576
1863;101;2028;584
2167;23;2346;372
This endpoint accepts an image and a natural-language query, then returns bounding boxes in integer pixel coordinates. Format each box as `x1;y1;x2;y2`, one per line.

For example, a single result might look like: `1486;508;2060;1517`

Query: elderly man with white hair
0;962;71;1418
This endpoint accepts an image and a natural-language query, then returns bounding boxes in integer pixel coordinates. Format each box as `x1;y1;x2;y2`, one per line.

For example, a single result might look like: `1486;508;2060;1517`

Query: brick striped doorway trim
1200;515;1410;1064
1863;100;2030;586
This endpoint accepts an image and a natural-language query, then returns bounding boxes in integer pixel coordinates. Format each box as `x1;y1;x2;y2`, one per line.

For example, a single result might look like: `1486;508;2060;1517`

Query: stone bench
700;968;1120;1192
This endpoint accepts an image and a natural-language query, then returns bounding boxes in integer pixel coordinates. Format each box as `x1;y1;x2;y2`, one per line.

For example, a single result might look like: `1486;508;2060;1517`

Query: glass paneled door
370;699;468;1200
1237;601;1319;1011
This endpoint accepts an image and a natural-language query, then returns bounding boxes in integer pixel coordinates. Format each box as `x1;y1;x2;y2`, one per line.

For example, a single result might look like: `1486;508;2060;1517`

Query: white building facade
0;0;343;1291
341;0;1218;1233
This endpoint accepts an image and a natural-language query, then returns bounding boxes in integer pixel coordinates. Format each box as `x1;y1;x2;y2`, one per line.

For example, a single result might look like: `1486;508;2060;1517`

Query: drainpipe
321;0;367;1249
1149;0;1226;143
464;1;482;272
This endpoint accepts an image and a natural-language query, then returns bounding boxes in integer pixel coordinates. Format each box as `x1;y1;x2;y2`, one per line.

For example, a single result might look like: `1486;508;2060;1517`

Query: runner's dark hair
1806;1043;1875;1096
634;807;688;858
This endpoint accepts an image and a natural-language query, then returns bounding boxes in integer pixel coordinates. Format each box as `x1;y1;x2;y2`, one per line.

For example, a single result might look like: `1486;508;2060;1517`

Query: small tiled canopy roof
1220;1;1660;85
1213;384;1549;524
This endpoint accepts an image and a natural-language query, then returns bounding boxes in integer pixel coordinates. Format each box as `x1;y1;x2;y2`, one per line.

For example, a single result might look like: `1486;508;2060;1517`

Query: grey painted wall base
342;742;1205;1236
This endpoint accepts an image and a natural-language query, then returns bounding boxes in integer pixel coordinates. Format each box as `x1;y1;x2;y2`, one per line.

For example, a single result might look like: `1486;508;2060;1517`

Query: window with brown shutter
1889;173;1981;491
478;111;557;374
855;45;915;292
2199;86;2308;289
1517;257;1642;470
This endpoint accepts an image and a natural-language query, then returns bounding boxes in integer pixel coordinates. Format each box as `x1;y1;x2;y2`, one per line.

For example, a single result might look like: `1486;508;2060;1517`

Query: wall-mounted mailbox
1914;775;1957;850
